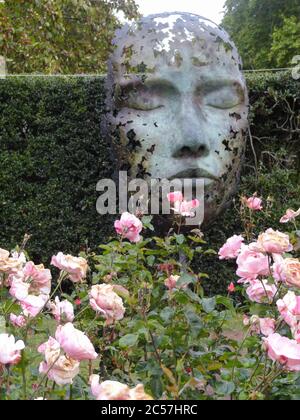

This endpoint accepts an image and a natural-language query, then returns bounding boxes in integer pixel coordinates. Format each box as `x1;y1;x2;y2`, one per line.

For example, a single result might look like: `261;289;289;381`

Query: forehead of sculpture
110;12;243;78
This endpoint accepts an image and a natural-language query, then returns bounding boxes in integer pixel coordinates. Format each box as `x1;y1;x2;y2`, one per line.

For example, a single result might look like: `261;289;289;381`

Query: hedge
0;72;299;293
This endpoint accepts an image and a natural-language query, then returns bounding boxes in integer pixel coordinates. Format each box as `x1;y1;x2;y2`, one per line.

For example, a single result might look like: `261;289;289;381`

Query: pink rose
164;275;188;290
257;229;293;255
164;275;180;290
55;323;97;361
89;284;125;325
90;375;152;400
277;291;300;328
20;294;48;318
258;318;276;336
244;196;263;211
273;258;300;288
114;212;143;243
172;199;200;217
167;192;183;203
0;250;25;275
0;334;25;365
227;282;236;293
38;337;79;386
9;274;30;301
23;262;52;295
219;235;244;260
264;333;300;371
10;314;27;328
280;208;300;224
51;252;88;283
48;297;74;323
246;280;277;303
236;245;270;281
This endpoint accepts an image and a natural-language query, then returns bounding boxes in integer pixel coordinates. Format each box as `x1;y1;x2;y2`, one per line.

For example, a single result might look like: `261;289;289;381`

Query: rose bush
0;195;300;400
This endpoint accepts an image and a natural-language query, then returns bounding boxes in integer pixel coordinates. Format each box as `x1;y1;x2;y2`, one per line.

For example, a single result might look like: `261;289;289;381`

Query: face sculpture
106;12;249;224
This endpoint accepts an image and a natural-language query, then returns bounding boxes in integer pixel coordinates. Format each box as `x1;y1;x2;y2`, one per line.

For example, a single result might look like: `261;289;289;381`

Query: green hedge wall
0;72;299;293
0;76;115;263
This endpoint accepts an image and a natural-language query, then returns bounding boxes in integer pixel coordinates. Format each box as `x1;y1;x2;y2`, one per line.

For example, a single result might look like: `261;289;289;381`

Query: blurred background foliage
1;0;299;73
222;0;300;69
0;0;139;74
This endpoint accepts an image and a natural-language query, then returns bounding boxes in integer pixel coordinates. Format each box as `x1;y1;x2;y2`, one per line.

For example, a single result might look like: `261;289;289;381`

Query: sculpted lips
169;168;219;183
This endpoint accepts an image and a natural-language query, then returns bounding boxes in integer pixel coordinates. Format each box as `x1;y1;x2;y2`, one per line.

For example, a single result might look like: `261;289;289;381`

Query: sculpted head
106;12;249;224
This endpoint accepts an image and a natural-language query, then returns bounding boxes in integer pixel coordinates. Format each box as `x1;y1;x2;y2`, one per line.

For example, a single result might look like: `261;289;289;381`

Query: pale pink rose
246;280;277;303
264;333;300;371
277;291;300;328
280;208;300;224
20;294;48;318
55;323;97;361
89;284;125;325
236;245;270;281
114;212;143;243
9;274;30;301
258;318;276;336
257;229;293;255
219;235;244;260
51;252;88;283
48;297;74;323
0;334;25;365
0;248;9;260
10;314;27;328
0;250;25;274
23;262;52;295
172;199;200;217
38;337;79;386
90;376;152;400
164;275;180;290
167;191;183;203
129;384;153;400
244;196;263;211
273;258;300;288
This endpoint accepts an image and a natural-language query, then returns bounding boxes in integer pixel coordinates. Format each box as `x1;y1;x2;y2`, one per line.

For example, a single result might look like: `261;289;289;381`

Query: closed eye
200;81;245;110
117;79;178;111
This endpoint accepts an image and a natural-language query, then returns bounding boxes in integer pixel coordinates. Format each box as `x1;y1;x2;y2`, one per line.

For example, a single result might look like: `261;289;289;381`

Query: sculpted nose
173;99;210;159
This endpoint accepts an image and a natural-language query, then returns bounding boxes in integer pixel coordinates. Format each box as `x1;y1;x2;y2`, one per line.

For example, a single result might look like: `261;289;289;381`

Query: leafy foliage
222;0;300;69
0;0;139;74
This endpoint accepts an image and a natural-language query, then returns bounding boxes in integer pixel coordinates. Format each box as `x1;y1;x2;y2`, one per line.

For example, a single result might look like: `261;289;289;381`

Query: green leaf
119;334;139;348
202;297;216;313
215;381;235;396
174;234;185;245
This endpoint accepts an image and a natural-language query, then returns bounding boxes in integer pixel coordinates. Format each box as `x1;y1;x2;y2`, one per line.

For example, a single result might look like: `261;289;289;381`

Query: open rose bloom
264;333;300;372
273;257;300;288
38;337;80;386
256;229;293;255
114;212;143;243
0;334;25;365
55;323;98;361
51;252;88;283
246;280;277;303
89;284;125;325
219;235;244;260
167;191;200;218
48;297;74;323
0;248;26;275
280;208;300;224
90;375;152;400
236;245;270;282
